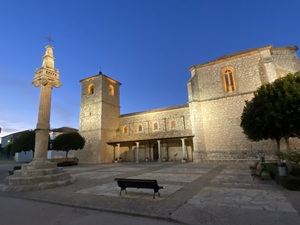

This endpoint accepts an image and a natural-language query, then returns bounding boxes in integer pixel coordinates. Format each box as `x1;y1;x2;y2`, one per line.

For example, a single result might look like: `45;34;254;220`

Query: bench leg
120;188;127;196
153;190;161;199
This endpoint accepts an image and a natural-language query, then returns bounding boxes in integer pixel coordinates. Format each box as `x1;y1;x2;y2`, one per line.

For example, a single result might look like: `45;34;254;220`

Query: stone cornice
80;74;121;85
189;91;255;103
189;45;298;71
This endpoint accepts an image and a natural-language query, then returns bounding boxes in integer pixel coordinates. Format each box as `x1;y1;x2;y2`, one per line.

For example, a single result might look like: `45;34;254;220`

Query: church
77;45;300;163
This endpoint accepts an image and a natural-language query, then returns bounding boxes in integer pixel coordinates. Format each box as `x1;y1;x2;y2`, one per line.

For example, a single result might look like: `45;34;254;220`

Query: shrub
264;163;278;181
281;177;300;191
283;152;300;164
289;164;300;177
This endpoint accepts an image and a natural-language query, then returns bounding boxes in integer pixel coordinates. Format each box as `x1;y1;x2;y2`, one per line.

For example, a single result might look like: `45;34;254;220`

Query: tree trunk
284;137;291;152
66;150;69;159
275;138;282;163
275;138;281;154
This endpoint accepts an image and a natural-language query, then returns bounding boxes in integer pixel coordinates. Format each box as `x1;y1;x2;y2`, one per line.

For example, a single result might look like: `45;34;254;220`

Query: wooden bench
8;166;21;175
114;178;163;199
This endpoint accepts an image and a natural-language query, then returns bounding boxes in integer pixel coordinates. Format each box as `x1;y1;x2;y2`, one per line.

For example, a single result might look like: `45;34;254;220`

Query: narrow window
222;67;236;92
123;126;128;134
88;84;94;95
108;84;115;96
170;120;176;129
229;73;234;87
138;125;143;132
224;73;229;89
153;122;158;131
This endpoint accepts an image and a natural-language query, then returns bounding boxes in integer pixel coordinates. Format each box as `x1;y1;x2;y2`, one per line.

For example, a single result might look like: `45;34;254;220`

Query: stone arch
88;83;94;95
221;66;236;92
108;84;115;96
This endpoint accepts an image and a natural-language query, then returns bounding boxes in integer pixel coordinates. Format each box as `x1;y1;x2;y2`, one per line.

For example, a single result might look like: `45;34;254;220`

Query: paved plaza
0;162;300;225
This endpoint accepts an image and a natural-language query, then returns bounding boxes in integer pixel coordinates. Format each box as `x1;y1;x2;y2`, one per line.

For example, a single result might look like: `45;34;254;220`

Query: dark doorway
153;143;159;161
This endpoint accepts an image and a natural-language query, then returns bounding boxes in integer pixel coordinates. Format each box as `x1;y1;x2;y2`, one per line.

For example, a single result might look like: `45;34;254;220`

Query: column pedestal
2;159;75;192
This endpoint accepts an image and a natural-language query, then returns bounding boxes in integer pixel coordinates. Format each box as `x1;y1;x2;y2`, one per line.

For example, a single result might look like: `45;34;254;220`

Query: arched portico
107;134;193;163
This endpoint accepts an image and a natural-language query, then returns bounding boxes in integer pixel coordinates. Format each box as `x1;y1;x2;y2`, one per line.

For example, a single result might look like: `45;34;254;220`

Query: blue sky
0;0;299;137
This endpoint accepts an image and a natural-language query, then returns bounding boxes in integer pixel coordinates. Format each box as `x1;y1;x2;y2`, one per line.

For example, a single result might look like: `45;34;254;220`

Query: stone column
136;142;139;163
3;44;75;192
181;138;186;162
157;140;161;162
113;145;116;161
150;144;153;161
34;85;52;160
117;143;120;161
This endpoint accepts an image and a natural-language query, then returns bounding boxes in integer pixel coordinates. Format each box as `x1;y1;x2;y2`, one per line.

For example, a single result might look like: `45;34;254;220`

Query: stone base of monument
1;160;75;192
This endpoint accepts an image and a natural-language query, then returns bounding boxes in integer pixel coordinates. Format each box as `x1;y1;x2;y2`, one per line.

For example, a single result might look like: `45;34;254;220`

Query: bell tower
78;73;121;163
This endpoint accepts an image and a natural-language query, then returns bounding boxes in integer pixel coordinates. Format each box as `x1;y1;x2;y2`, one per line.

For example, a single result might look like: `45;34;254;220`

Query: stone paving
188;186;296;212
77;182;183;200
0;162;300;225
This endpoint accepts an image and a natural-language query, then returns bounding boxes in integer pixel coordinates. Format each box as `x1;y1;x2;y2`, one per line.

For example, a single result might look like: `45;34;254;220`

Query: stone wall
197;94;277;159
119;105;191;137
188;46;300;161
190;51;264;102
272;47;300;77
114;105;193;162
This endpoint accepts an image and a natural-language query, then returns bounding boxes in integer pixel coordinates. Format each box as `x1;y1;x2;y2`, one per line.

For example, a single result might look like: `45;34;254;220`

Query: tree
241;72;300;153
273;72;300;150
52;132;85;159
11;130;36;154
2;142;13;158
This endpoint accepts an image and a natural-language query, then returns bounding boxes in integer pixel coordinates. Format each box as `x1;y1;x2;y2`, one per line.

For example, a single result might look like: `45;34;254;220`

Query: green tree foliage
52;132;85;158
241;72;300;152
2;142;13;157
11;130;36;154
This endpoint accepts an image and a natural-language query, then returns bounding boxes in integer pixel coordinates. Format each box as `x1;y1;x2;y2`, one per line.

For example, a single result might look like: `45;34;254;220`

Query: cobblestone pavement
0;162;299;225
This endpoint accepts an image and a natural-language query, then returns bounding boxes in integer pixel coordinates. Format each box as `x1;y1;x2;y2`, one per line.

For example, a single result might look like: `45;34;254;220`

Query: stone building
78;45;300;163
